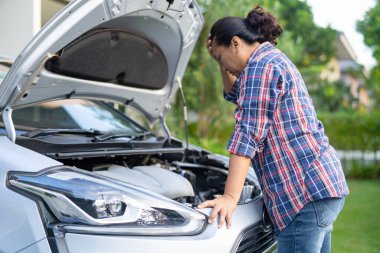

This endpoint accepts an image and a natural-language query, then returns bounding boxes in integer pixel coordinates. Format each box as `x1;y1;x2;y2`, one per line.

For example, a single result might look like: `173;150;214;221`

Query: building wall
0;0;41;59
320;57;340;82
41;0;67;26
321;34;371;110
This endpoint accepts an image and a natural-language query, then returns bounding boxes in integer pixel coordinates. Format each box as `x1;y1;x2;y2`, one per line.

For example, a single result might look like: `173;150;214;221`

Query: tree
169;0;341;139
365;67;380;110
357;0;380;109
357;1;380;61
277;0;337;66
308;80;356;112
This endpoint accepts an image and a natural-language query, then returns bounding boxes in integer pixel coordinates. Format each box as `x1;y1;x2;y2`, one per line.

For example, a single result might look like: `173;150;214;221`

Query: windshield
0;99;146;135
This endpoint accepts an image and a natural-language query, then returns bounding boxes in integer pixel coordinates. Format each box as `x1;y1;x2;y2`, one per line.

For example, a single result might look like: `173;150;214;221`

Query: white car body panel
0;0;277;252
0;0;203;122
64;202;264;253
0;136;61;252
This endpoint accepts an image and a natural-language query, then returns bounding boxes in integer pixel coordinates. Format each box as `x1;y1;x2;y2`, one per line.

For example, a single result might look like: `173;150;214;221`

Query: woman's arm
207;38;236;94
197;154;251;229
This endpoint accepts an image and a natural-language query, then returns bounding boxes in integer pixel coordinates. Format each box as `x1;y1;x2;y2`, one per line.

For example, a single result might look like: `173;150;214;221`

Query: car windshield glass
3;99;145;135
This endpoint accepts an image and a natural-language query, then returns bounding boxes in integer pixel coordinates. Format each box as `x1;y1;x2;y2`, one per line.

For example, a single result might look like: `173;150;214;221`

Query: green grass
332;180;380;253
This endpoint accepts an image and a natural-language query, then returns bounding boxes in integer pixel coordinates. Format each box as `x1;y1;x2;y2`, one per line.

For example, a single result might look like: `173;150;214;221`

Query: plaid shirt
224;42;349;234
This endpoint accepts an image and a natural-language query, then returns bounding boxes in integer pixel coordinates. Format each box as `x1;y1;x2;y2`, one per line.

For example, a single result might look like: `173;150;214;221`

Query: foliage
345;162;380;179
357;1;380;61
168;110;380;175
318;111;380;151
365;67;380;110
167;0;380;168
309;80;356;112
170;0;341;140
357;0;380;108
276;0;337;66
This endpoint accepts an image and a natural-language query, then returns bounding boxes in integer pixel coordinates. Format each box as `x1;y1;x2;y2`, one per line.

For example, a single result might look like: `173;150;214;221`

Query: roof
336;32;358;61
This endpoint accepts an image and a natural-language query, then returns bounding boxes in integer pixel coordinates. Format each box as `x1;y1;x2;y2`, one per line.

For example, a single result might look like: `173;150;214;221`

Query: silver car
0;0;277;252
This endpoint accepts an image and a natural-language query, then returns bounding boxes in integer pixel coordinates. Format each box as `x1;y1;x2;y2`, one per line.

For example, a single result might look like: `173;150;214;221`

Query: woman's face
211;37;260;77
211;40;244;77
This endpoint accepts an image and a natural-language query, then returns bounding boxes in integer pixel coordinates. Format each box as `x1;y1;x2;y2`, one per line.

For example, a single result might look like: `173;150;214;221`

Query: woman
197;6;349;253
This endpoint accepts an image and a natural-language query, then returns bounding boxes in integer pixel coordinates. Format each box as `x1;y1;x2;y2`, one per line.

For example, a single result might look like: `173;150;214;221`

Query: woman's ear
231;36;241;52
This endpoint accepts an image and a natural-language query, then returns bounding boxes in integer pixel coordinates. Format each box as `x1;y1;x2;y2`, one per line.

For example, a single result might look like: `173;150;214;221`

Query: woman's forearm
197;153;253;229
224;154;252;202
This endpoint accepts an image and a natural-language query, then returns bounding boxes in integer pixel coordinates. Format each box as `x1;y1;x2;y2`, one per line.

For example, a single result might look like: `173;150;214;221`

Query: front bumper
58;199;276;253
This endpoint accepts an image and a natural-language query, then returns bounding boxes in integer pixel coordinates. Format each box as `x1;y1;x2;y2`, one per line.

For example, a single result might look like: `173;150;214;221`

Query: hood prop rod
176;77;189;159
160;115;172;144
2;106;16;143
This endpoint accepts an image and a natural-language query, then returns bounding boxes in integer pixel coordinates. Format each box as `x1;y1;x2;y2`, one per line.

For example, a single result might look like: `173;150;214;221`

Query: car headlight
8;166;206;236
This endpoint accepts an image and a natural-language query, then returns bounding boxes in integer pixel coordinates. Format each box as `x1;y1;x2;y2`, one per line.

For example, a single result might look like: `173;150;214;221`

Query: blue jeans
277;197;345;253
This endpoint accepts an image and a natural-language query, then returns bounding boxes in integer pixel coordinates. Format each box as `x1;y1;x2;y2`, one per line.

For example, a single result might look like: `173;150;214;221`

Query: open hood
0;0;204;123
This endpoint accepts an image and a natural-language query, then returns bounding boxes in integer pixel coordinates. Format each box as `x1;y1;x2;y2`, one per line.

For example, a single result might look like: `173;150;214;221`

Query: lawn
332;179;380;253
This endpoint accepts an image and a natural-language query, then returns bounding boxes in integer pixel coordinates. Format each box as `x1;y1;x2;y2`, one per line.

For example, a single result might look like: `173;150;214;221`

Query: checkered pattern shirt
224;42;349;234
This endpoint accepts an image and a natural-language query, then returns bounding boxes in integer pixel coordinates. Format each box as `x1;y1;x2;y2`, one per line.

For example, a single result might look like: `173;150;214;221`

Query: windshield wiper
22;128;103;138
91;131;152;143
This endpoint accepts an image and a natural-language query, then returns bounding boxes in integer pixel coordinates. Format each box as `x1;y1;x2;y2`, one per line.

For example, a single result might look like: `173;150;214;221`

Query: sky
307;0;376;70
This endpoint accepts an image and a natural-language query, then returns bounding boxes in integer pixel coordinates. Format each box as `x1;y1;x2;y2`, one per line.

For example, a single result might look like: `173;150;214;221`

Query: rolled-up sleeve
223;79;239;105
227;62;282;158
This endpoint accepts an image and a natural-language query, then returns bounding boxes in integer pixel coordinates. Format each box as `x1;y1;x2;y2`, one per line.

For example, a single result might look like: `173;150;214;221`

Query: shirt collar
248;41;274;63
235;42;274;81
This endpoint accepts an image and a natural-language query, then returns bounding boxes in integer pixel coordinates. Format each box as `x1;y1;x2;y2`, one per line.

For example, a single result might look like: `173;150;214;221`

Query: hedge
318;111;380;151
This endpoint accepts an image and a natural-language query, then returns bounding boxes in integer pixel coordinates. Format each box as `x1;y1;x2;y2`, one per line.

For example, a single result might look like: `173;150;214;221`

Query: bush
184;111;380;153
344;162;380;179
168;109;380;179
318;111;380;151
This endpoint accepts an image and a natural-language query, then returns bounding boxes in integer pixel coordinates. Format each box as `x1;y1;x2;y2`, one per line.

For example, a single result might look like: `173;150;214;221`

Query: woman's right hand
207;36;230;72
207;35;236;92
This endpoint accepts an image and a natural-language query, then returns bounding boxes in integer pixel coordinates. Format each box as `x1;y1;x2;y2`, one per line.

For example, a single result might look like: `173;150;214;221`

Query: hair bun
246;6;266;28
246;5;282;45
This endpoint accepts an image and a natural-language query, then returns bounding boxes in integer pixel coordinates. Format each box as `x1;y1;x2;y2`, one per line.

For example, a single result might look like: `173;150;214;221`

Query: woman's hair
210;5;282;46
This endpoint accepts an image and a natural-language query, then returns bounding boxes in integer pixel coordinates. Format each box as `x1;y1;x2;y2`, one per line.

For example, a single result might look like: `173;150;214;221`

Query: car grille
233;224;276;253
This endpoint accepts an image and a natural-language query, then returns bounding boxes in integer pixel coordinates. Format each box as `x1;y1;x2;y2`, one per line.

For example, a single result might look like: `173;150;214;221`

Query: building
321;32;370;110
0;0;69;59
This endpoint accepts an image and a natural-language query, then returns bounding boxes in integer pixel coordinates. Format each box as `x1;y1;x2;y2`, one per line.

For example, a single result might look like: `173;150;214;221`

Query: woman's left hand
197;194;238;229
197;154;252;229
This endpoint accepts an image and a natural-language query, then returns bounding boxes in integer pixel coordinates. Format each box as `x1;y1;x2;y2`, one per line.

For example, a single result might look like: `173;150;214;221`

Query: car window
11;104;80;129
0;99;146;135
116;103;165;136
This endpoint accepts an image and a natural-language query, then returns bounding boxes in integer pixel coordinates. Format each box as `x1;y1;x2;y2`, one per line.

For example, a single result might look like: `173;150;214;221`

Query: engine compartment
53;148;262;206
15;135;261;206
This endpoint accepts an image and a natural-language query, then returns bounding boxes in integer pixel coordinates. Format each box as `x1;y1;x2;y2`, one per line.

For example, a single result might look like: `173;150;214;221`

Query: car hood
0;0;204;122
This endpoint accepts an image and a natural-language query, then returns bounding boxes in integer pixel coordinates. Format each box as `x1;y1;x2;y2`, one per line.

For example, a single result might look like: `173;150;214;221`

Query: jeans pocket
312;198;345;227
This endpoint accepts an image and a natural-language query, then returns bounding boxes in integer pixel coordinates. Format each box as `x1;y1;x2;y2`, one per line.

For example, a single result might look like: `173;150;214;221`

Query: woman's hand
207;35;236;92
197;193;238;229
197;154;252;229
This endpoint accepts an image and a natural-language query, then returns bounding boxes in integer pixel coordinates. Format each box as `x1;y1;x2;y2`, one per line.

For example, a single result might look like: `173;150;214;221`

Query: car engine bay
65;149;261;207
16;136;262;207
